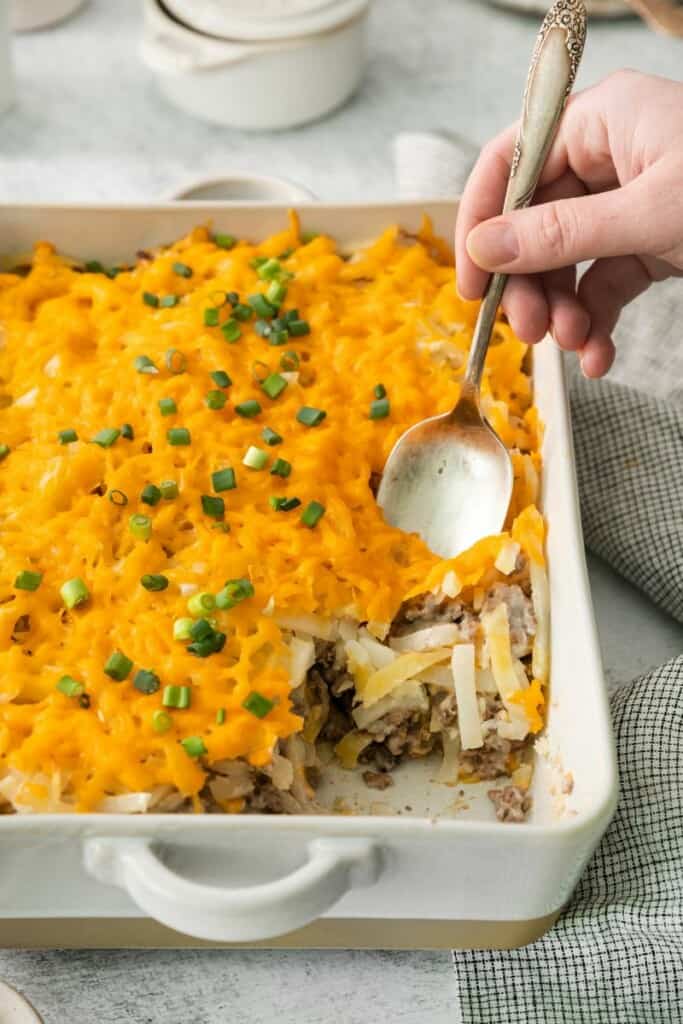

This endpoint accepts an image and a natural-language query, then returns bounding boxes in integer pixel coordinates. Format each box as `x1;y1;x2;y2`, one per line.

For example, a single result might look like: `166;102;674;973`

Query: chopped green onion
142;291;159;308
211;467;236;492
141;573;169;592
270;496;301;512
374;383;387;399
58;428;78;445
0;445;10;461
109;489;128;507
256;258;282;281
270;457;291;478
204;307;220;327
158;397;177;417
254;319;271;339
205;389;227;410
121;423;134;440
262;426;282;446
167;427;191;446
92;427;120;448
134;669;160;695
139;485;161;508
187;591;216;617
181;736;207;757
134;354;158;375
60;577;89;609
226;291;239;306
201;495;225;519
288;319;310;337
216;708;226;725
369;397;390;419
268;329;289;346
243;445;268;470
189;618;214;642
214;233;236;250
301;500;325;528
251;256;268;270
159;294;179;309
211;370;231;388
279;248;294;260
297;406;326;427
104;651;133;682
235;399;261;419
162;684;191;709
152;710;172;734
173;618;194;641
221;318;242;344
85;260;104;273
160;479;178;500
266;280;287;307
172;261;193;278
280;350;300;372
57;675;84;698
270;317;288;332
165;349;187;374
14;570;42;592
187;631;226;658
242;691;274;719
261;373;287;399
248;294;276;318
129;513;152;542
232;303;253;322
215;578;254;610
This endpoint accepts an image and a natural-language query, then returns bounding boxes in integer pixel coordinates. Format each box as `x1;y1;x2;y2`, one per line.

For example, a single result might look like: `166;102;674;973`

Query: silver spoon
377;0;587;559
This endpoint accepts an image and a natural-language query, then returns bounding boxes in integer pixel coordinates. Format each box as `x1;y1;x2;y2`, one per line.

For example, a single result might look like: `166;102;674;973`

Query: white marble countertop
0;1;681;1021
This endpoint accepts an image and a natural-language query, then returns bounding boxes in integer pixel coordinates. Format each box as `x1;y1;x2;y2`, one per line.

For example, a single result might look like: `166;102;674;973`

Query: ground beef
488;785;532;823
482;583;536;657
362;770;394;791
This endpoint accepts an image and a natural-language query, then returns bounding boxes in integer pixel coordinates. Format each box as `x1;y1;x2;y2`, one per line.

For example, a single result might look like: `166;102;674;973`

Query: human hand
455;71;683;377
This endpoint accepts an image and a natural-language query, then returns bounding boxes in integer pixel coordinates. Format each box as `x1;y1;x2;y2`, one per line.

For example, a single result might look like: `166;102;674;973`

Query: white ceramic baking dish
0;200;618;950
140;0;369;130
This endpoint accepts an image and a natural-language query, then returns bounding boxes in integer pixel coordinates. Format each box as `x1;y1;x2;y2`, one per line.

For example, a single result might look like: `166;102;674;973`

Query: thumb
465;180;652;275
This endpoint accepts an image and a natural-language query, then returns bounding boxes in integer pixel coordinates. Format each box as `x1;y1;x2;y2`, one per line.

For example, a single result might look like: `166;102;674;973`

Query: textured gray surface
0;2;681;1022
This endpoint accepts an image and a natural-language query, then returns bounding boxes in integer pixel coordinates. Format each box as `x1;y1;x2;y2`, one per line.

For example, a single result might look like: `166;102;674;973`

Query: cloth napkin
393;132;683;1023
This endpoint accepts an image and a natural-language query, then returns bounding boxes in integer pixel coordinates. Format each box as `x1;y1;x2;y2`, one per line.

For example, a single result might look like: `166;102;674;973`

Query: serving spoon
377;0;587;559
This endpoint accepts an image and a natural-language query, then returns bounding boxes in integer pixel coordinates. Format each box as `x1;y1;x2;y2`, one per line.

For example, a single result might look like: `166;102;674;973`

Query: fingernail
466;221;519;269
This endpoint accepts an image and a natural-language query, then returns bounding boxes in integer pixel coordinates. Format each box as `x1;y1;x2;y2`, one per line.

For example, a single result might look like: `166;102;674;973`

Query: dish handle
83;836;381;942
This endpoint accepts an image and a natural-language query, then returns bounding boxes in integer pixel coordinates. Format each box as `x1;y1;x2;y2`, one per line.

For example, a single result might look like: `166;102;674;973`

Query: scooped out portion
0;214;546;819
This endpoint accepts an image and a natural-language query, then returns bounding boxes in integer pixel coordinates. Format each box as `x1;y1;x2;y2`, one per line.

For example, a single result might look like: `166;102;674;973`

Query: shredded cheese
0;217;543;810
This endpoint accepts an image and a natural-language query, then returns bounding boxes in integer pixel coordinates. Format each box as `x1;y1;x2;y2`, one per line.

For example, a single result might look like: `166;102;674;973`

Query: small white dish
141;0;369;131
10;0;87;32
0;981;43;1023
166;172;316;203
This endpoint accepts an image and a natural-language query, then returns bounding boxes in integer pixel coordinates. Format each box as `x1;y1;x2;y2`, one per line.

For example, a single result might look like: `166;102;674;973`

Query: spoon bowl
377;0;586;559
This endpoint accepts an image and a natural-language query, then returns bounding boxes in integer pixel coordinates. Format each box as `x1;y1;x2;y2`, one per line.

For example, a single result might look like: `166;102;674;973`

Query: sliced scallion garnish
301;500;325;528
187;591;216;617
140;484;162;506
129;513;152;542
134;355;158;375
58;429;78;445
14;570;42;592
142;291;159;308
369;397;390;419
270;457;291;479
235;399;261;419
243;446;268;470
57;675;84;698
60;577;89;609
158;397;177;417
214;233;236;250
210;370;231;388
162;684;191;709
261;373;287;399
159;479;178;500
165;349;187;374
141;573;169;592
181;736;207;757
242;691;274;719
215;578;254;610
104;650;133;682
262;426;282;446
172;261;192;278
211;467;236;492
296;406;326;427
134;669;160;695
109;489;128;507
167;427;191;446
152;709;172;733
205;389;227;410
201;495;225;519
221;319;241;344
204;307;220;327
92;427;120;448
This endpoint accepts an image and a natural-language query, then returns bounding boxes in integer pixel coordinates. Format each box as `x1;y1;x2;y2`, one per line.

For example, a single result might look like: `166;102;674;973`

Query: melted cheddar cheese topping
0;215;541;810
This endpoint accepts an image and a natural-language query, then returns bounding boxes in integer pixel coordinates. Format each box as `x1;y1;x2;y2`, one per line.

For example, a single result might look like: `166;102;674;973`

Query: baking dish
0;200;617;949
141;0;369;130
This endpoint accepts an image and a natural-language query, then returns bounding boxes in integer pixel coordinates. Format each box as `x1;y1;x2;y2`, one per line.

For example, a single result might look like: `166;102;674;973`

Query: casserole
0;200;617;947
140;0;369;130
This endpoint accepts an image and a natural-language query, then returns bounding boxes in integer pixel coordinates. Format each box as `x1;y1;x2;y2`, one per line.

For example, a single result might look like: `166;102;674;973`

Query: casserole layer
0;214;547;817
